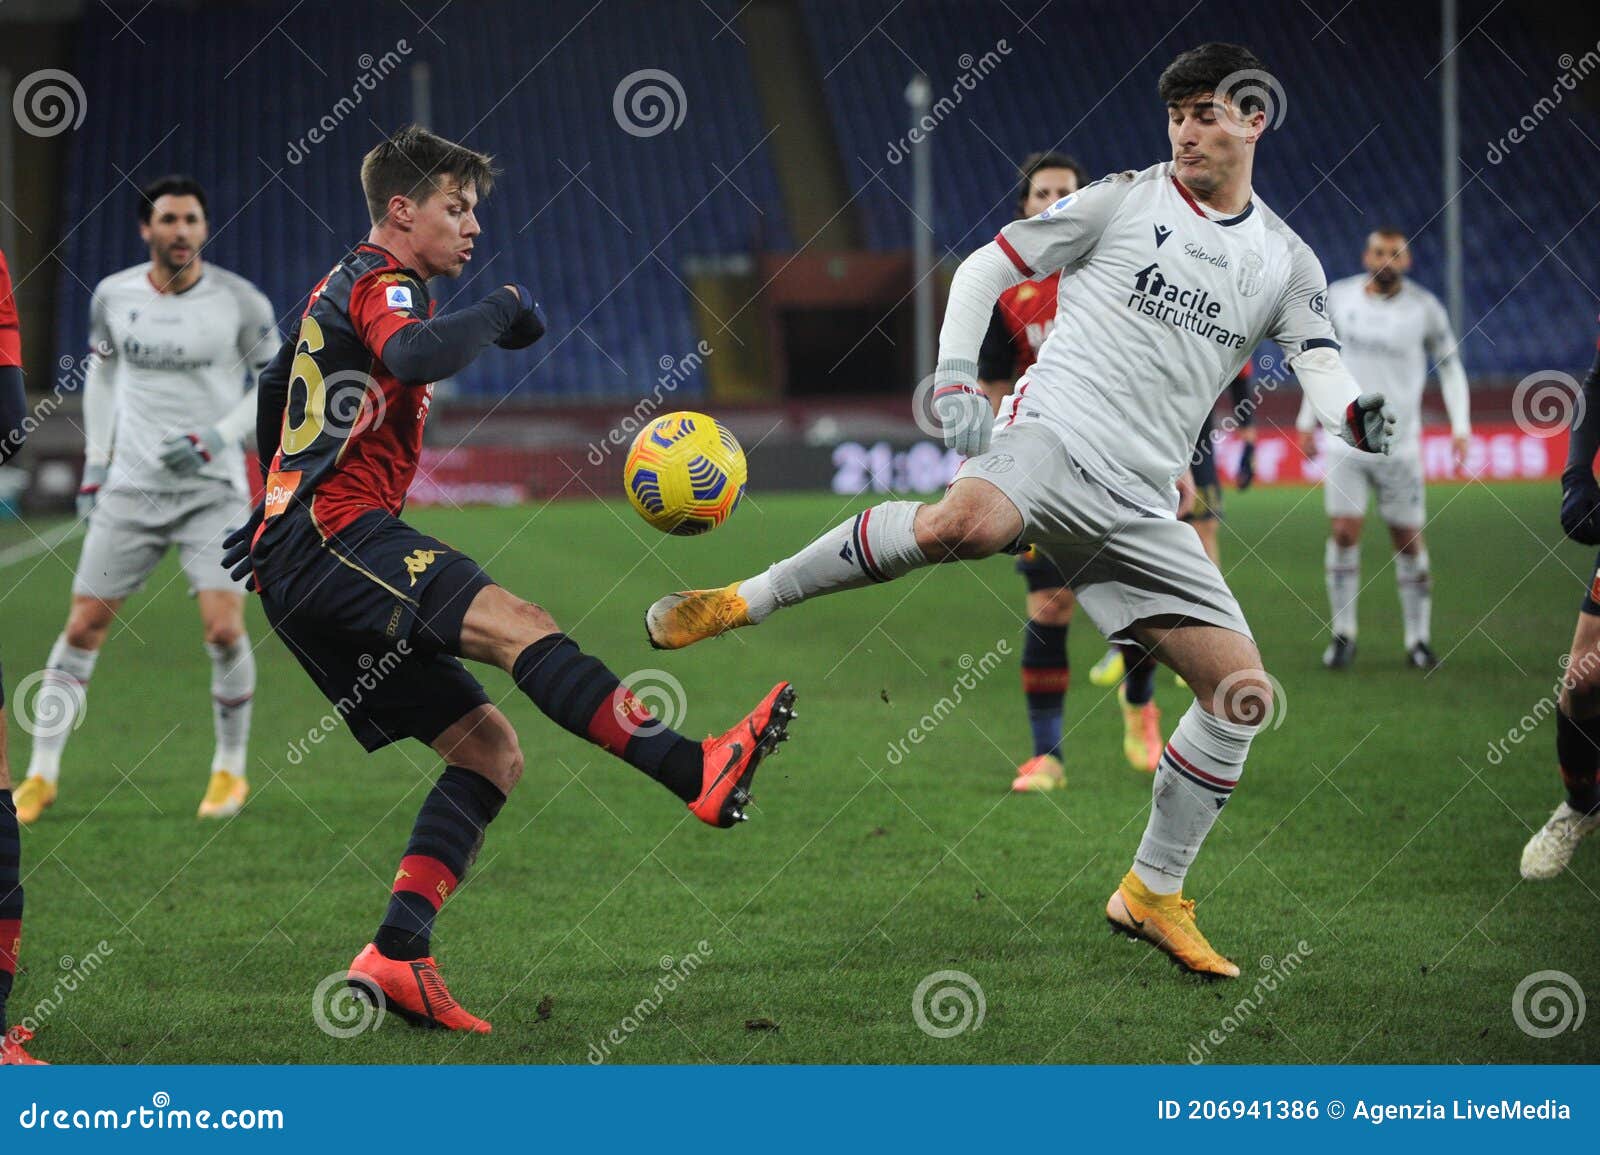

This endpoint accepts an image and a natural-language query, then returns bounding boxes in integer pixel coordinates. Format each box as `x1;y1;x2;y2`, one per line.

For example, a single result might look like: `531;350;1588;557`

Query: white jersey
994;161;1338;512
1324;275;1455;450
88;264;278;494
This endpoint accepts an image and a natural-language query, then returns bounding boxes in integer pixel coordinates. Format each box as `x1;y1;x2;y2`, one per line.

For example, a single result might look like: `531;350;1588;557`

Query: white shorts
72;484;251;600
1322;447;1425;527
955;421;1252;644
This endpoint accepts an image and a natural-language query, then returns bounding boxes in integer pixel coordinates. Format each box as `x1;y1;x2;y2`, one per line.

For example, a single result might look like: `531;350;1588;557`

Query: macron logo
1153;224;1172;248
385;285;413;310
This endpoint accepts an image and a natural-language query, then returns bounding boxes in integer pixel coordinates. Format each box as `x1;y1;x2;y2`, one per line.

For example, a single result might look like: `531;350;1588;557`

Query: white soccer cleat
1520;802;1600;880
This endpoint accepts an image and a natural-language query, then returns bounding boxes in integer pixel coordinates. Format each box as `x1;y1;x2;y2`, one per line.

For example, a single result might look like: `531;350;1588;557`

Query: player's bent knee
434;705;523;794
1028;589;1075;626
64;600;116;650
1207;670;1273;727
918;499;1017;562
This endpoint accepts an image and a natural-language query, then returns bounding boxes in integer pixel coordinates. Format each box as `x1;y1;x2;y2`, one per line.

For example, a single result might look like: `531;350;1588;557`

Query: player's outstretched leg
645;479;1024;650
1117;643;1162;773
1013;580;1073;794
17;599;117;824
198;593;255;819
1;693;45;1064
1105;621;1265;979
459;586;795;827
1524;614;1600;879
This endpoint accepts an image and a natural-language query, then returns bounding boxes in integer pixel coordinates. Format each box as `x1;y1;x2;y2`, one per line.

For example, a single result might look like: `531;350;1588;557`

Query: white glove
77;463;107;518
158;426;226;476
932;381;993;457
1339;392;1398;456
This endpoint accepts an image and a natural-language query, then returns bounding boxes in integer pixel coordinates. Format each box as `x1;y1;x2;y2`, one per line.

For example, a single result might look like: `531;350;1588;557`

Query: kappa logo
403;547;446;587
1153;223;1172;248
838;540;855;564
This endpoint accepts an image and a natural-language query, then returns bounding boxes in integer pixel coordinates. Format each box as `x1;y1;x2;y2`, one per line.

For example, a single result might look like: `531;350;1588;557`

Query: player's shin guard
206;635;255;774
1555;707;1600;814
0;789;21;1027
511;634;702;801
736;500;927;623
1021;622;1068;759
1394;549;1432;649
1325;541;1360;639
25;636;97;785
1132;701;1254;894
374;767;507;961
1121;644;1156;706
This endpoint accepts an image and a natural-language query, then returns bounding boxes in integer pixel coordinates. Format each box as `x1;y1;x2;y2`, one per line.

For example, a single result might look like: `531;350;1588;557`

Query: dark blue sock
1557;709;1600;814
1121;644;1156;706
1022;621;1068;758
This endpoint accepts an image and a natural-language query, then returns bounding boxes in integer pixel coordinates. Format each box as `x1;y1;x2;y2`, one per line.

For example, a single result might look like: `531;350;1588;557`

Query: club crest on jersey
1236;250;1265;298
1153;223;1172;248
385;285;413;310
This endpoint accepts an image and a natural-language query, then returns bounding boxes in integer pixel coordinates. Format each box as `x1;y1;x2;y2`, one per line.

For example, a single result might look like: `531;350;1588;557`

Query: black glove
1236;441;1256;491
497;284;547;350
221;504;264;592
1561;477;1600;545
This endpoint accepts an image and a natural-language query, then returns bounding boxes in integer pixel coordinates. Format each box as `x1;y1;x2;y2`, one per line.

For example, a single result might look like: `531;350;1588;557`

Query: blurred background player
1296;226;1470;671
13;176;279;825
975;151;1087;794
1524;321;1600;879
0;245;43;1063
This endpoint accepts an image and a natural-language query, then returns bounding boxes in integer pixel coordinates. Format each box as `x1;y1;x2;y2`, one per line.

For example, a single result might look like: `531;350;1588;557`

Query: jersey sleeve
87;282;115;359
348;270;430;359
236;282;281;375
1270;241;1340;358
0;249;20;367
1421;291;1457;361
992;172;1133;278
977;305;1016;382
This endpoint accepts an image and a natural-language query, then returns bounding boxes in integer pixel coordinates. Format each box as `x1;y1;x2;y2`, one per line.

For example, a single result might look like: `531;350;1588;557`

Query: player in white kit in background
1296;227;1470;671
13;176;279;825
645;44;1397;978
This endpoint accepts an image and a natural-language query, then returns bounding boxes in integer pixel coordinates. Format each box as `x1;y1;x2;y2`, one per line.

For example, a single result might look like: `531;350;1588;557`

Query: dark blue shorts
1582;551;1600;616
1183;416;1224;524
1015;544;1068;592
256;510;495;752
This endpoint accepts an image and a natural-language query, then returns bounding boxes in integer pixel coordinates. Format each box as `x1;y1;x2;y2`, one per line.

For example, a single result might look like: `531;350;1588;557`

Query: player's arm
253;318;297;484
1423;295;1471;467
1273;245;1395;455
354;275;543;388
0;249;24;466
79;288;118;513
161;285;282;476
1560;329;1600;544
934;174;1131;454
976;305;1017;414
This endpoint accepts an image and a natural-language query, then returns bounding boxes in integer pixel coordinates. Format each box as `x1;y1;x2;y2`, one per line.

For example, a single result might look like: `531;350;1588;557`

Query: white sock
25;634;98;785
207;635;255;777
738;501;927;623
1132;701;1256;894
1325;539;1360;639
1394;549;1431;650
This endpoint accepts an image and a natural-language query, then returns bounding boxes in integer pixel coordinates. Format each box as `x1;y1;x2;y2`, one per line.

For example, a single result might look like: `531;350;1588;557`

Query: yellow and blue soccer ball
623;411;747;535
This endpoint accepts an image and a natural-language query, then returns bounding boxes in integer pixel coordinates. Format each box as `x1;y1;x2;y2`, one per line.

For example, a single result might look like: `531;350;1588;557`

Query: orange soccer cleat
1011;753;1065;793
0;1026;47;1065
1105;871;1239;979
346;943;491;1033
691;682;796;827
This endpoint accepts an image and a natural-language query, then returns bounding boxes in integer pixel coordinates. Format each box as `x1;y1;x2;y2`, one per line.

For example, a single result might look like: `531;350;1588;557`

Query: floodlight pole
1441;0;1464;339
907;74;934;386
411;61;433;130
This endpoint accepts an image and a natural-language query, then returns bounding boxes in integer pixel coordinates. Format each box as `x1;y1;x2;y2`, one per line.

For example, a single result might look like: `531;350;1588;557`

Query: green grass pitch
2;481;1597;1064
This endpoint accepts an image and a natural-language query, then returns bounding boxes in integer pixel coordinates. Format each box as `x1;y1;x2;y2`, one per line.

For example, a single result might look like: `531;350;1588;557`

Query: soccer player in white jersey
645;43;1396;978
13;176;279;825
1296;226;1470;671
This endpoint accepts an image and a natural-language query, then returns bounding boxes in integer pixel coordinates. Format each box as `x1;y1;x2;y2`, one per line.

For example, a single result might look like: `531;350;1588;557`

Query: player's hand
1452;433;1470;472
159;427;225;476
1236;441;1256;491
77;463;107;519
1296;427;1317;459
496;284;547;350
1561;478;1600;546
221;504;264;593
1340;392;1398;456
933;383;992;456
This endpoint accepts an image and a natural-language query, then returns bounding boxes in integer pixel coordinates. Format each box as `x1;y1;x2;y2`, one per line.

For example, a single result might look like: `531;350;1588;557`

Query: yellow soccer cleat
1120;692;1162;773
1088;647;1125;688
1106;870;1239;979
1011;753;1065;793
645;582;753;651
12;776;55;825
197;770;249;819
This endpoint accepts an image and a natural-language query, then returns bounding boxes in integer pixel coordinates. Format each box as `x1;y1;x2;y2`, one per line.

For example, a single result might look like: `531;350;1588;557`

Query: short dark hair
139;174;207;223
1370;223;1409;242
1016;151;1089;213
361;124;498;225
1157;43;1269;115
